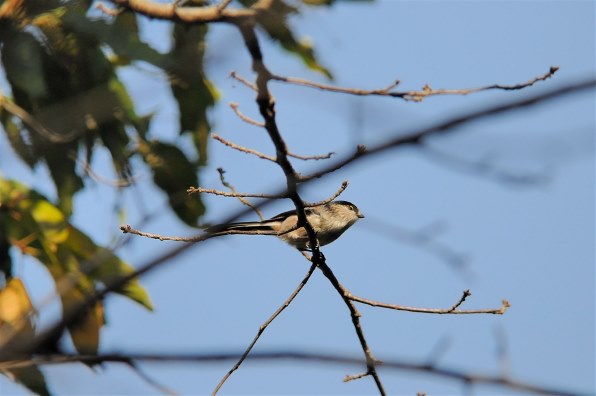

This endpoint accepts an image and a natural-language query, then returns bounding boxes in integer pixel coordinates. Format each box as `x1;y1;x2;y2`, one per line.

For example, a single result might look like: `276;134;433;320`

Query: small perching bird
205;201;364;250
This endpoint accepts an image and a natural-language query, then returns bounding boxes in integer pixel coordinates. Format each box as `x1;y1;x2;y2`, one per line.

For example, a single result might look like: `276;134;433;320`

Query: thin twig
70;154;138;188
303;180;349;207
187;187;286;199
346;290;510;315
212;133;274;161
213;263;317;395
344;371;369;383
229;103;265;127
217;168;264;220
230;71;258;91
270;74;400;96
120;224;205;242
288;151;335;161
270;66;560;102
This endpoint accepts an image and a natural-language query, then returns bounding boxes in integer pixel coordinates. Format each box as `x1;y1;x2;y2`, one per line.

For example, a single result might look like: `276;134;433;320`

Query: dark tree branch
0;351;584;396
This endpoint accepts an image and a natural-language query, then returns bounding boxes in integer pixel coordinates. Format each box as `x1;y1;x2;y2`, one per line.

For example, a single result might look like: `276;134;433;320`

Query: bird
205;201;364;250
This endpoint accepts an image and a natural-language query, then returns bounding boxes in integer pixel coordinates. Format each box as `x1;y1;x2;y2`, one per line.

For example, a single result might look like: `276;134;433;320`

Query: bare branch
120;224;205;242
346;290;510;315
229;103;265;127
288;150;335;161
213;263;317;395
303;180;349;207
344;371;370;383
217;168;264;220
230;71;258;91
212;132;274;161
270;66;560;102
187;186;285;199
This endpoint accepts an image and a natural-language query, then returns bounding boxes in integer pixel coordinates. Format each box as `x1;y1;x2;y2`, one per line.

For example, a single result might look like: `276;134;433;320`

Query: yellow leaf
0;278;35;351
30;199;69;244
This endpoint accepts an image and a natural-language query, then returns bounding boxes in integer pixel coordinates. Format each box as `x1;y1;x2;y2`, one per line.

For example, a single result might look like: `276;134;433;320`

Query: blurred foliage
0;0;352;393
0;176;153;332
0;278;51;395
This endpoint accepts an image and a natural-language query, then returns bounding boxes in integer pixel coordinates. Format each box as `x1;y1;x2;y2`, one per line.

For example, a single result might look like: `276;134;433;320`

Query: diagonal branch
299;78;596;182
212;263;317;395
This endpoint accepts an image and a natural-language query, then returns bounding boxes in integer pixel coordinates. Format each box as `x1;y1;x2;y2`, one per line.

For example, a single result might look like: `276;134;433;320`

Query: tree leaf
167;23;218;165
0;177;153;351
2;366;52;396
63;228;154;311
0;280;52;394
239;0;333;78
140;141;205;227
0;278;35;352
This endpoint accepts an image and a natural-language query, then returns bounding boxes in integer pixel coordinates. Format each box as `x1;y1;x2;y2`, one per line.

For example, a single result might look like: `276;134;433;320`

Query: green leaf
2;366;52;396
141;141;205;227
252;0;333;78
0;109;36;168
0;30;49;110
63;228;154;311
167;23;218;165
62;10;164;67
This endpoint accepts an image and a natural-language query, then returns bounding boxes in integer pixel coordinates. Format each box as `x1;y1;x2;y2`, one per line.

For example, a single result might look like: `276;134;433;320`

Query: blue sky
1;1;594;395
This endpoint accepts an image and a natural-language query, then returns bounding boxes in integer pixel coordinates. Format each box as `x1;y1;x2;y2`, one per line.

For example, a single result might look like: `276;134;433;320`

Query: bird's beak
358;212;365;219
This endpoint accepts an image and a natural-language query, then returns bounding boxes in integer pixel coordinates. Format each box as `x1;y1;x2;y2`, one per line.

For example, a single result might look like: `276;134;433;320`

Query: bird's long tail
205;221;277;236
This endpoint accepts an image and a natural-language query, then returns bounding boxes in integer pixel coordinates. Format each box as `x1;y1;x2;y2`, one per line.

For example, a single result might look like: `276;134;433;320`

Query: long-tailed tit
206;201;364;250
